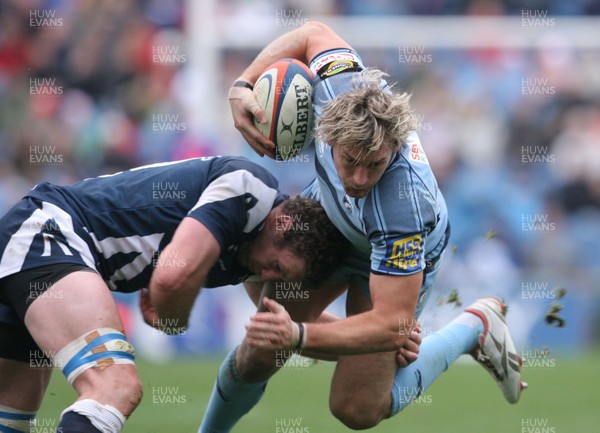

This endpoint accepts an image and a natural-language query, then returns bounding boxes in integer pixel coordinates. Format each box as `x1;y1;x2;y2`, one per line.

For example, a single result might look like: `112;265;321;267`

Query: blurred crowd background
0;0;599;360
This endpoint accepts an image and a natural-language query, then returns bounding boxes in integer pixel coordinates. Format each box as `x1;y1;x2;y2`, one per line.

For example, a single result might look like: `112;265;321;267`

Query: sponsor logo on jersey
408;135;429;165
379;234;423;272
310;51;362;75
317;60;362;79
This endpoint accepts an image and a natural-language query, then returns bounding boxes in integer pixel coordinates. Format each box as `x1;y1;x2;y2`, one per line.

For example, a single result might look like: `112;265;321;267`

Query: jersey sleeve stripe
309;48;365;76
190;169;278;234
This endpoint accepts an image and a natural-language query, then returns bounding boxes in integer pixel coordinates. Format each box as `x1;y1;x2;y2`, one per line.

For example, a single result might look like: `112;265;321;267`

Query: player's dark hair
278;196;350;285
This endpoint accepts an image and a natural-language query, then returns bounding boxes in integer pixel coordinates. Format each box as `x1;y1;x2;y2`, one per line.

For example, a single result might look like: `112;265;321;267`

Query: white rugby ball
253;59;314;161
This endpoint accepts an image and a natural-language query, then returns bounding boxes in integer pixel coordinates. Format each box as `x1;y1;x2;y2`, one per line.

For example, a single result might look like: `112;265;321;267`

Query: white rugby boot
465;297;528;403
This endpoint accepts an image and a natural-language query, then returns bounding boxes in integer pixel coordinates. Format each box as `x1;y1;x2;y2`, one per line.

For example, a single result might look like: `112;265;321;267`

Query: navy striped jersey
0;156;285;291
308;49;449;276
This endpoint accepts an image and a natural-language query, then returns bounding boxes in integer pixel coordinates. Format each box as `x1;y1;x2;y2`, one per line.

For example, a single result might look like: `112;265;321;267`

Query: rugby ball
253;59;314;160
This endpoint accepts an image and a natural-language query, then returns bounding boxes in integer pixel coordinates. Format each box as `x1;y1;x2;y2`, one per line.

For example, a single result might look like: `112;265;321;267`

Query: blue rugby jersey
308;49;449;276
0;156;285;291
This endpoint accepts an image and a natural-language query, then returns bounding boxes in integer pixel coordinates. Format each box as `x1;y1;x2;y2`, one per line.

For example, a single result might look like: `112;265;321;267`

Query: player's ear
272;211;292;234
266;201;292;232
261;209;286;246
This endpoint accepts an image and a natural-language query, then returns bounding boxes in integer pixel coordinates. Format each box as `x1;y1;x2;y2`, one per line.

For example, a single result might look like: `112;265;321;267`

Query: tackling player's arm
148;217;221;333
244;279;341;361
229;21;351;157
246;272;421;355
248;279;351;361
245;280;340;324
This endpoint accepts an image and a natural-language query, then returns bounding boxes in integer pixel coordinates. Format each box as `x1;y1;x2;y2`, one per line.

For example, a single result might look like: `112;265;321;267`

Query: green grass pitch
36;351;599;433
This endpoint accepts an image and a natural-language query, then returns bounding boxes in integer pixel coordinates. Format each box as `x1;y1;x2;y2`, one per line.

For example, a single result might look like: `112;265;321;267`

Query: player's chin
345;187;370;198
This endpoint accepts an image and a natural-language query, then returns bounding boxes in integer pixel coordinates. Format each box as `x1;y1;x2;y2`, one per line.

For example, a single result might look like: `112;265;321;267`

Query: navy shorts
0;263;95;363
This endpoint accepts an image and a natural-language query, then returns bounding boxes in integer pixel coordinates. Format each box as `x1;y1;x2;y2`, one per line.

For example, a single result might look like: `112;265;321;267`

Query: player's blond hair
316;68;415;162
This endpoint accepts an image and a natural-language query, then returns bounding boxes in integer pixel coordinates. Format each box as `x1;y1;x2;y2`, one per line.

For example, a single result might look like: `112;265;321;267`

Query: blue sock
199;346;268;433
58;412;102;433
389;314;484;416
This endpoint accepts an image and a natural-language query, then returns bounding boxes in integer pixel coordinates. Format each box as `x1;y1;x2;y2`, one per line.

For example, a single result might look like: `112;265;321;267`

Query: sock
0;404;36;432
57;412;102;433
389;313;484;416
60;399;126;433
198;346;268;433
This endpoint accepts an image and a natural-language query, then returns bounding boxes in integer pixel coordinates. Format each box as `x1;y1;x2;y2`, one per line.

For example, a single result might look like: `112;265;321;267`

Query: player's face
237;229;306;282
332;144;394;198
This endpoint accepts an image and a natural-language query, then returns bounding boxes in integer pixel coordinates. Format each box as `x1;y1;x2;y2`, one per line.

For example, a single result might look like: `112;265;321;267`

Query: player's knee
127;373;144;412
74;365;143;416
110;366;143;413
330;407;383;430
329;395;385;430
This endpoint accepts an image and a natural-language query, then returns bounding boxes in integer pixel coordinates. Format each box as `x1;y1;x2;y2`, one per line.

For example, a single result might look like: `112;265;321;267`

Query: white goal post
185;1;600;144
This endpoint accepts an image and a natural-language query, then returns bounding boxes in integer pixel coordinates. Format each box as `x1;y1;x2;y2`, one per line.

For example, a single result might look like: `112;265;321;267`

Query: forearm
151;291;193;329
314;310;340;324
236;20;353;85
237;21;324;84
247;274;421;355
297;311;341;361
148;268;202;332
303;310;410;356
147;218;218;332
